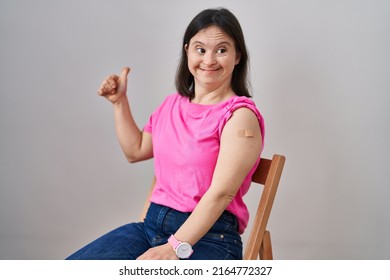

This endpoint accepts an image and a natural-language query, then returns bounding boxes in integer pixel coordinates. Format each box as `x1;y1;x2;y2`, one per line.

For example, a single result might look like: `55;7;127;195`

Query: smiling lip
200;67;220;72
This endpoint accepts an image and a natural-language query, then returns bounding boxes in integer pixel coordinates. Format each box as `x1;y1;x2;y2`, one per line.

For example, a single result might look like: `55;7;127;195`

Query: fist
98;67;130;103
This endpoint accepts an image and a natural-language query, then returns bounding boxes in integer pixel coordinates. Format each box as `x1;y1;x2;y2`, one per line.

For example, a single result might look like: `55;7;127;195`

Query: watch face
176;243;192;258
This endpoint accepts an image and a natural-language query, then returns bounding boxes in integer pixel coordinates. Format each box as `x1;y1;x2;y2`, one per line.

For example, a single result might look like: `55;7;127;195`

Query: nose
203;52;217;66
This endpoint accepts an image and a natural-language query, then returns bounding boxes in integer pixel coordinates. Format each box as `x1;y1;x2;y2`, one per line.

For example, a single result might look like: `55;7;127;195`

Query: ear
235;53;241;65
184;44;189;52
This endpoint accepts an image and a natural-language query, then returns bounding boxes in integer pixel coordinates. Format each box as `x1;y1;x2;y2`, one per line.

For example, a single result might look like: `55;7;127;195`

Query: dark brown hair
175;8;251;99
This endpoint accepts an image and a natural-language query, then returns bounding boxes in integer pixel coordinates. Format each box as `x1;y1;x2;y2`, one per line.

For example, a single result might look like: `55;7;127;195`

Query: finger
97;84;109;96
119;67;131;84
98;76;114;95
106;75;119;89
120;67;131;78
100;81;113;95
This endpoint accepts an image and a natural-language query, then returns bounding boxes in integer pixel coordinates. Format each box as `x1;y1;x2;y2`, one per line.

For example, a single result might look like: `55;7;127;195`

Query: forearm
112;96;148;162
173;189;233;246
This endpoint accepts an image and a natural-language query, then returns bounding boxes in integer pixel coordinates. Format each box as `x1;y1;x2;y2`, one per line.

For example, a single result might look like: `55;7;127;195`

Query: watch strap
168;235;181;249
168;235;193;259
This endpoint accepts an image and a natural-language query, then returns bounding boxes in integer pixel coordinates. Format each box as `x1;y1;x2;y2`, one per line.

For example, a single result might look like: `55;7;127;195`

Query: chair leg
259;230;273;260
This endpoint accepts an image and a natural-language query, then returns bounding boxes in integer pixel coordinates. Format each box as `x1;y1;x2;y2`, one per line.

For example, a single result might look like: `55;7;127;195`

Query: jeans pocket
199;231;242;260
161;208;190;235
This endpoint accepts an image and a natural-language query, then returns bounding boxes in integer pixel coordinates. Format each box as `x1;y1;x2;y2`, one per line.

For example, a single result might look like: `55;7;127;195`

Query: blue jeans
66;203;242;260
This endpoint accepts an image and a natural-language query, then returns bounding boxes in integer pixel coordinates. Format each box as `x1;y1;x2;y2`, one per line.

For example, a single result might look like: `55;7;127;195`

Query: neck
192;83;235;105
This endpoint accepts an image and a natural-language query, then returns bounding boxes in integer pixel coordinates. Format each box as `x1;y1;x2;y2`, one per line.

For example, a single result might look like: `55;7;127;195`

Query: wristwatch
168;235;193;259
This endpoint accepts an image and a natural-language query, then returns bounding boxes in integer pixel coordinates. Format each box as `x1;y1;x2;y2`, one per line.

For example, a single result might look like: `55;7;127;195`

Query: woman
67;8;264;260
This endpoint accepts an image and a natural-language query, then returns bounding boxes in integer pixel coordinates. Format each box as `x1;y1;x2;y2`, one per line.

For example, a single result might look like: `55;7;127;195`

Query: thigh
190;212;243;260
190;232;243;260
66;222;150;260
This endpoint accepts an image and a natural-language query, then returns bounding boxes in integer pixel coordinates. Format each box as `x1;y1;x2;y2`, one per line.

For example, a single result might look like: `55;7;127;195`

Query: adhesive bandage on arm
237;129;255;138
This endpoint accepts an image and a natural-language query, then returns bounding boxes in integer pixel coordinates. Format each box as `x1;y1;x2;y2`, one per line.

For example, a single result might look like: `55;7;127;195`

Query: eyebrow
190;40;232;46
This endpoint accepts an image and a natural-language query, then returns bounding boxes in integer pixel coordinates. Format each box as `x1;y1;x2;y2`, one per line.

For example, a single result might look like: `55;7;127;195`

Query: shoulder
167;92;187;101
226;96;259;113
230;106;259;122
224;96;263;124
225;107;261;135
160;93;187;106
153;93;186;111
219;95;265;142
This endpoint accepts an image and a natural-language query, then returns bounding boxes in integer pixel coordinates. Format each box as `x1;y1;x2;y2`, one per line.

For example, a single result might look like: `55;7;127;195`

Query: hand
98;67;130;104
136;243;179;260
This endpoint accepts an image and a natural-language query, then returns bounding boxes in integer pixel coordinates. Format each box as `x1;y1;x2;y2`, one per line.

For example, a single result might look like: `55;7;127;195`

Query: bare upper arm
128;131;154;163
141;130;154;158
209;107;262;196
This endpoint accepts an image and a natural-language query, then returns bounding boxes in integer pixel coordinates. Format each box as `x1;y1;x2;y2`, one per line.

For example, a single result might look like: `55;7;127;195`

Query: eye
216;48;227;54
196;48;206;54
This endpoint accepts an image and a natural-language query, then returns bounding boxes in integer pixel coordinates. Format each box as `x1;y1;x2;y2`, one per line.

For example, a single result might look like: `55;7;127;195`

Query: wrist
112;94;128;106
168;235;193;259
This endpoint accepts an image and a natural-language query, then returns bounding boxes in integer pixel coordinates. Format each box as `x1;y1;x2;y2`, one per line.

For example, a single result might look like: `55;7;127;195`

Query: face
186;26;240;93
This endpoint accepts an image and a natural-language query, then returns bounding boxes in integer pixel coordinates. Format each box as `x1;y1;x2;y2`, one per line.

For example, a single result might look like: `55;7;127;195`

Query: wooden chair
140;154;286;260
243;154;285;260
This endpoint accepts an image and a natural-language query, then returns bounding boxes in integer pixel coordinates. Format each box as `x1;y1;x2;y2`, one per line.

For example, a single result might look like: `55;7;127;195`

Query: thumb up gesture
98;67;130;104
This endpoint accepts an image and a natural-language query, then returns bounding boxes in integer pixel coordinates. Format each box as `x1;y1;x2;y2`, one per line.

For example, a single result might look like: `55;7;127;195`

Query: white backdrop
1;0;389;259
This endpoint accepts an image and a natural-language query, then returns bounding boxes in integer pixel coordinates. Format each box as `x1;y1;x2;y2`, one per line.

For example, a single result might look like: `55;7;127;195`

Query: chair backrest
244;154;286;260
140;154;286;260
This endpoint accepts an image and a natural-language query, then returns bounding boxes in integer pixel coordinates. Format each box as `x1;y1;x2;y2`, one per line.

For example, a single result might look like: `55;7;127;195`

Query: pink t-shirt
143;93;265;234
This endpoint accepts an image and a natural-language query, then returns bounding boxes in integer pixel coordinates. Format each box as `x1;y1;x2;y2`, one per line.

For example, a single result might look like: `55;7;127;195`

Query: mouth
199;67;220;72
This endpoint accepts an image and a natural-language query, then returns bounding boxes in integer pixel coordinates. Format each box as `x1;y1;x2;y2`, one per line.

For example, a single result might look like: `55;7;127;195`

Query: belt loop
155;205;169;232
222;211;238;230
